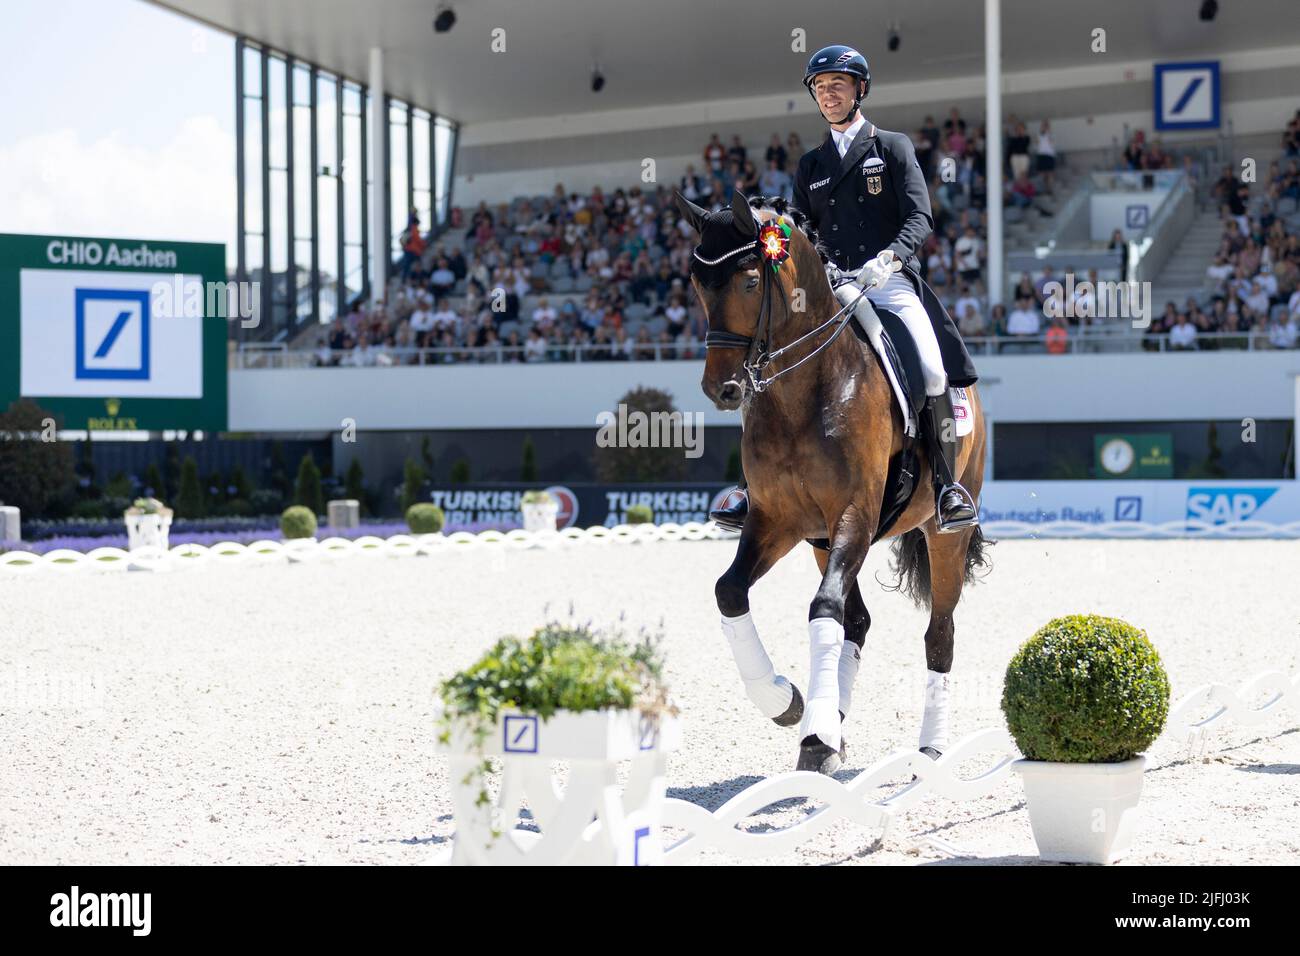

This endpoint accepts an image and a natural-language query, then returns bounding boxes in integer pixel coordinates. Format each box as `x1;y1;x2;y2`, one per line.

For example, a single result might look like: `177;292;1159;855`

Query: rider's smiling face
812;73;859;124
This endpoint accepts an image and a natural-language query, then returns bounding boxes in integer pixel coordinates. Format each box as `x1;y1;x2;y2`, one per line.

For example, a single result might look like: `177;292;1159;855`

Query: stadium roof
152;0;1300;124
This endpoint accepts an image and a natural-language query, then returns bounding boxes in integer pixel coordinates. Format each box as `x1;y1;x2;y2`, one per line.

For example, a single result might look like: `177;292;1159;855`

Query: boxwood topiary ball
280;505;317;540
406;503;446;534
625;504;654;525
1001;614;1170;763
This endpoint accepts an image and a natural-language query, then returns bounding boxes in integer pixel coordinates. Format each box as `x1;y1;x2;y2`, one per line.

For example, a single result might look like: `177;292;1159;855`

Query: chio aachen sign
0;232;227;431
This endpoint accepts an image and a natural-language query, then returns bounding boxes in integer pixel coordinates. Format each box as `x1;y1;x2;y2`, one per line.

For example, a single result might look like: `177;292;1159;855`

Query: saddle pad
951;386;974;437
838;284;925;437
837;282;973;439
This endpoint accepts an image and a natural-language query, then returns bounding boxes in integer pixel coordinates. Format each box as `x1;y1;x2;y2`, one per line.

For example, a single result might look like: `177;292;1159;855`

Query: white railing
659;667;1300;863
0;523;730;576
6;518;1300;577
229;329;1294;368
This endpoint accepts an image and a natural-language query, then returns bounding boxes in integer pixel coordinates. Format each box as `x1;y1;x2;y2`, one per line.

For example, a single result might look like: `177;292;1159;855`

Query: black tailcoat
793;119;978;387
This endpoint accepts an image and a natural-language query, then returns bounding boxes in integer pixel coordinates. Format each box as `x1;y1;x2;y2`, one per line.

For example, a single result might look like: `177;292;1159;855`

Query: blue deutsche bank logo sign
75;288;151;380
1114;496;1142;521
1154;61;1220;131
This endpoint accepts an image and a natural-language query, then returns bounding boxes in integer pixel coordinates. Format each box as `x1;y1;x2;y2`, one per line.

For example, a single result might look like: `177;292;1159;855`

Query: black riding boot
709;484;749;533
923;391;979;534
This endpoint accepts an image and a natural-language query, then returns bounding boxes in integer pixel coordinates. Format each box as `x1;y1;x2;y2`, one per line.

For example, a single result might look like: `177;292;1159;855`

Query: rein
700;239;875;394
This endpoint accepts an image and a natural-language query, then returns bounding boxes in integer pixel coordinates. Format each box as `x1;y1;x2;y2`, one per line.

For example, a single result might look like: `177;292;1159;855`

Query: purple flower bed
0;519;522;557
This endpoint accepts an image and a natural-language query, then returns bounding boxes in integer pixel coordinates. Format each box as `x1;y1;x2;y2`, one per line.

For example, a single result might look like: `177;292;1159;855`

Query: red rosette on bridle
758;220;792;270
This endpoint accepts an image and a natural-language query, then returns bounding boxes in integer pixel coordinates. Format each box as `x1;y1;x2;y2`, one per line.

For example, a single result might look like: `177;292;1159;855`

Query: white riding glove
856;249;900;290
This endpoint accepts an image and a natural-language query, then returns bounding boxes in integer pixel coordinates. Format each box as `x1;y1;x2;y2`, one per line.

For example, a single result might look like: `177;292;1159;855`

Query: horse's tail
887;525;994;610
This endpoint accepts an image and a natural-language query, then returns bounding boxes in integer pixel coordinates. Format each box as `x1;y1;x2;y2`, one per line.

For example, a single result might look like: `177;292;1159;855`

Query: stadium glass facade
233;37;457;340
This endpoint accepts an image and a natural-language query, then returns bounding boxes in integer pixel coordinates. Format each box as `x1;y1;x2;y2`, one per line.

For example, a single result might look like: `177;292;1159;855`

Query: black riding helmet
803;45;870;124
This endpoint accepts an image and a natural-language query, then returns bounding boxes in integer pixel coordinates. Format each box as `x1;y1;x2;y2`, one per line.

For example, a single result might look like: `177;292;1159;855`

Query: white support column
985;0;1003;308
368;46;386;305
1293;373;1300;483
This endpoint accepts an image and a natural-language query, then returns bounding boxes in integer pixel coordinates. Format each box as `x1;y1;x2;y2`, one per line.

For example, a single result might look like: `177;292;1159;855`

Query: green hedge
1002;614;1170;763
625;504;654;525
406;503;445;534
280;505;318;540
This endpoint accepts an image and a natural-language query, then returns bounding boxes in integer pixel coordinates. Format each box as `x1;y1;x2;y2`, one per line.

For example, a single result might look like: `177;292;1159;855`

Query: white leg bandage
800;618;844;751
721;612;794;719
837;640;861;717
866;273;948;397
918;669;952;753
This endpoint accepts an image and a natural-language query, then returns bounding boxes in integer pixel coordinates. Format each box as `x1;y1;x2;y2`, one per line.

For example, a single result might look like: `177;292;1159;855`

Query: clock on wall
1099;437;1136;475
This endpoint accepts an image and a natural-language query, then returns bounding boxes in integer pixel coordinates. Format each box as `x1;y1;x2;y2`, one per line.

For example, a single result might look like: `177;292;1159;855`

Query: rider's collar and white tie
831;113;869;158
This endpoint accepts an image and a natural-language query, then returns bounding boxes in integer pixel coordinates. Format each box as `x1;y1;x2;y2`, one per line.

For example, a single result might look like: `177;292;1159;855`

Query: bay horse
678;188;991;774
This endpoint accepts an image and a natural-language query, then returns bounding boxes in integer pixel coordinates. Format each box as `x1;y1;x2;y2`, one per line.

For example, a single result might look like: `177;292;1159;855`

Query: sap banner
0;233;227;431
980;480;1300;527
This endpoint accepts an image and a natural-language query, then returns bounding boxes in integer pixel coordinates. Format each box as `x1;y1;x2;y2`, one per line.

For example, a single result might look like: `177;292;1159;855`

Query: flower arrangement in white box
519;489;559;533
435;620;679;865
123;497;173;551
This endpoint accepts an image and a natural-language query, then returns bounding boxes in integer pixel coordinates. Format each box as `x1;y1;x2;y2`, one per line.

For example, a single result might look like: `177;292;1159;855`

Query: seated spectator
953;285;982;327
514;327;541;362
765;133;788;173
1007;296;1042;336
632;327;656;361
532;297;557;332
759;159;793;200
703;133;726;174
1268;313;1299;349
956;299;987;337
925;241;950;290
989;303;1008;337
1013;272;1038;306
408;296;436;344
1045;318;1069;354
1168;313;1198;350
954;226;983;286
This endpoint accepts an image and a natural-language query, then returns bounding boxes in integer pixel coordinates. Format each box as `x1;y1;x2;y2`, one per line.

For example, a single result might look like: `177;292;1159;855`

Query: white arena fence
3;518;1300;576
659;668;1300;863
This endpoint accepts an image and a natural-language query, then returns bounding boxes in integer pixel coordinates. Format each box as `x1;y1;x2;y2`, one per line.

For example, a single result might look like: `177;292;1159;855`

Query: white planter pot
436;707;680;865
520;501;558;533
124;512;172;551
1014;756;1147;864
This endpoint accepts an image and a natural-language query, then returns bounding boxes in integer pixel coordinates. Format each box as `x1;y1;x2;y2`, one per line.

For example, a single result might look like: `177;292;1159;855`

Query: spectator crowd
305;108;1300;365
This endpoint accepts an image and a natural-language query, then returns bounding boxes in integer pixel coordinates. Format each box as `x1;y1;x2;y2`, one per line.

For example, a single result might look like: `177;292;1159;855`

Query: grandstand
3;0;1298;532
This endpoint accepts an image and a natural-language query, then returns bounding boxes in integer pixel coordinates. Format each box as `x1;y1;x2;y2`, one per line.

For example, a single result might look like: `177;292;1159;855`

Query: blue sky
1;0;234;245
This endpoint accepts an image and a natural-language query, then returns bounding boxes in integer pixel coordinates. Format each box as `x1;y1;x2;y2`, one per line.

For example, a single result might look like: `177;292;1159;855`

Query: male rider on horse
709;44;980;534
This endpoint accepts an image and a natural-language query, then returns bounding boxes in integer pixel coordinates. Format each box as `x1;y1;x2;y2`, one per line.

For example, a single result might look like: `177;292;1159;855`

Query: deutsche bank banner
0;233;227;430
980;480;1300;527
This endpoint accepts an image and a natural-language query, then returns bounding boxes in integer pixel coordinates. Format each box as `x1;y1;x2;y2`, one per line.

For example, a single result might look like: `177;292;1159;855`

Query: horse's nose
718;381;742;405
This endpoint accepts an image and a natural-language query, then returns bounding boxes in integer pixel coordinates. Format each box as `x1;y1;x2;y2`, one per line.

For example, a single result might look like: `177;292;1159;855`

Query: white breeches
864;273;948;397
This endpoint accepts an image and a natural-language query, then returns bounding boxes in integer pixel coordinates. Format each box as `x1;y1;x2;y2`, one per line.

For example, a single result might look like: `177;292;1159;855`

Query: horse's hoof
911;746;942;781
796;736;842;775
772;683;804;728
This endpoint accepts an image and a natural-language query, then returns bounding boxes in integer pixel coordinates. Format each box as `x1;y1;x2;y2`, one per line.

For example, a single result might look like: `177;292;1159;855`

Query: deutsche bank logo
75;288;151;380
1114;496;1142;521
1154;61;1220;131
1125;205;1149;230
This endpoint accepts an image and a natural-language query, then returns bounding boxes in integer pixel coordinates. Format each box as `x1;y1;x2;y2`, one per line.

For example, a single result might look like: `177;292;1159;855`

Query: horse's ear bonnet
683;190;762;288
